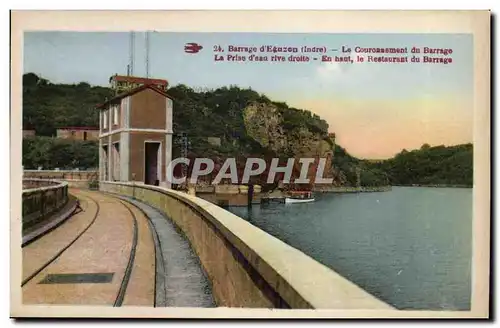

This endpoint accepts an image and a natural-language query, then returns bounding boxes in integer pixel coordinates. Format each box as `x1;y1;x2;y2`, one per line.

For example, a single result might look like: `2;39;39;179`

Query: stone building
23;129;36;138
109;74;168;95
207;137;221;146
56;127;99;141
96;82;174;188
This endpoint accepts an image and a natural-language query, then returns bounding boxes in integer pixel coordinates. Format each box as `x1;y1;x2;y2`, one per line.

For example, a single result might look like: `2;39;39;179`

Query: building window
113;105;119;125
103;110;108;129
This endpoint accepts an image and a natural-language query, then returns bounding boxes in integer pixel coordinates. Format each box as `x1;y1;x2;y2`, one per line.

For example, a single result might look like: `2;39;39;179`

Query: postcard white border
10;10;491;319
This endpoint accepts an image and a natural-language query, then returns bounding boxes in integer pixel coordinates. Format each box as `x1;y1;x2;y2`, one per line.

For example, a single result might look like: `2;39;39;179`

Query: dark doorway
145;142;160;185
113;143;120;181
84;131;88;140
102;145;109;180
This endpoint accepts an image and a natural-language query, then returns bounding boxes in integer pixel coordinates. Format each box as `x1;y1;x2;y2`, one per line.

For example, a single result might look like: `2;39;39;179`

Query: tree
23;137;98;170
377;144;473;186
22;73;472;187
23;73;40;87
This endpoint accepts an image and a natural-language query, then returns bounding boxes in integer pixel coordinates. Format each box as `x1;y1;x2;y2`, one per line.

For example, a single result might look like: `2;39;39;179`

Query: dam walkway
20;179;395;311
21;189;215;307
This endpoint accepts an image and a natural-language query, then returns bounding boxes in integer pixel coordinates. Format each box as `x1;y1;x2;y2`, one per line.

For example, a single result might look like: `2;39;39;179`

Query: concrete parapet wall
197;193;262;207
214;184;240;194
22;179;58;189
23;170;98;181
23;170;99;189
100;181;393;310
22;179;69;231
63;179;93;189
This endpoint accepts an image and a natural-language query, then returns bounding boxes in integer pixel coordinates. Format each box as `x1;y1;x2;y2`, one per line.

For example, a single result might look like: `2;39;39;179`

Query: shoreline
312;186;392;193
313;184;472;193
393;184;472;189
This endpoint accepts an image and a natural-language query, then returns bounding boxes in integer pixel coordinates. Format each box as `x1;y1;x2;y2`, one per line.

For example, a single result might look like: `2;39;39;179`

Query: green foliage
23;74;329;174
359;168;389;187
88;179;99;190
280;106;328;136
368;143;473;186
332;145;389;187
332;144;359;185
23;136;98;170
332;142;473;187
168;84;328;158
22;73;472;188
23;73;112;135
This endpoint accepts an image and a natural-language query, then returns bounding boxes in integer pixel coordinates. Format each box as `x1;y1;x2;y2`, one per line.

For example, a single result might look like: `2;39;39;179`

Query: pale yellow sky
25;32;473;159
282;93;473;159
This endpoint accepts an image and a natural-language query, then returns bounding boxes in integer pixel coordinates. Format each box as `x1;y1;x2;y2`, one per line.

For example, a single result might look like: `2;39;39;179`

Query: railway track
21;194;101;287
21;191;145;306
113;200;138;307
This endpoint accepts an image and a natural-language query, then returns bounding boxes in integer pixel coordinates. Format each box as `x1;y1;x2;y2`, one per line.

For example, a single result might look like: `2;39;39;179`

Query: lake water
227;187;472;310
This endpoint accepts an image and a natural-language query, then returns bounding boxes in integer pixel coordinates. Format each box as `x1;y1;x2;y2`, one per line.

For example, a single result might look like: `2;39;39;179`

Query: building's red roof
57;127;99;131
96;84;173;110
110;75;168;86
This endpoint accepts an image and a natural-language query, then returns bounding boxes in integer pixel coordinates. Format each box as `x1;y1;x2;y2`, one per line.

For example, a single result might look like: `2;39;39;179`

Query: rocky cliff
243;102;341;187
22;74;364;187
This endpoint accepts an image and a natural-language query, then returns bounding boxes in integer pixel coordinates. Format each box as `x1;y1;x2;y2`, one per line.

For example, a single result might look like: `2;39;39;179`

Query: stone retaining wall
100;181;393;310
23;170;98;189
23;170;98;181
22;179;69;231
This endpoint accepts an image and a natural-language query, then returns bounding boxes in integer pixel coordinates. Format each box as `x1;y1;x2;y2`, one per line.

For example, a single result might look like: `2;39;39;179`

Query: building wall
100;105;113;134
120;98;129;127
111;133;121;143
120;131;130;181
98;87;173;186
113;82;167;94
110;133;121;181
110;103;121;131
23;130;36;138
129;88;167;130
56;129;99;141
207;137;221;146
129;132;167;183
88;130;100;140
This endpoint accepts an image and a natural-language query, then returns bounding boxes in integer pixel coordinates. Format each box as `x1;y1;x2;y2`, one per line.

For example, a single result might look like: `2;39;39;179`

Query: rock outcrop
243;102;340;187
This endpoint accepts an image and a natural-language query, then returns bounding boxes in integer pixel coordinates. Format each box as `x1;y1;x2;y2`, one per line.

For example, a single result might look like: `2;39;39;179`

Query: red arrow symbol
184;43;203;54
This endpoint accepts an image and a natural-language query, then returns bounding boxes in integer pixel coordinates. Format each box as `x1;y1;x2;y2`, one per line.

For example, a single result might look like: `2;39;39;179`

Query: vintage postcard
10;10;490;319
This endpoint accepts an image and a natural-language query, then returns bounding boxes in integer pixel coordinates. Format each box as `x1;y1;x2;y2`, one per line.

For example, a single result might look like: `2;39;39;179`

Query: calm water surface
227;187;472;310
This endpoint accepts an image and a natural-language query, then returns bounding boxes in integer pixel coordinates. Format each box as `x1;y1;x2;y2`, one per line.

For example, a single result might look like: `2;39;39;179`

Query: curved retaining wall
22;179;69;231
23;170;98;189
100;181;393;310
23;170;98;180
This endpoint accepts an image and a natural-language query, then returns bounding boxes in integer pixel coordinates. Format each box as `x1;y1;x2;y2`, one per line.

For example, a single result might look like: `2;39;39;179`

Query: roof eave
96;84;174;110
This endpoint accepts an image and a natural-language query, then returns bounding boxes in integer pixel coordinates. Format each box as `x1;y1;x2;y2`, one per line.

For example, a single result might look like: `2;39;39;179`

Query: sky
23;32;473;159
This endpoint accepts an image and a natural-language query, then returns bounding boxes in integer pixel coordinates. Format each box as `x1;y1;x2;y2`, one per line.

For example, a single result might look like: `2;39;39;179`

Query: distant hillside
22;73;113;135
367;143;473;187
22;74;345;185
21;73;472;188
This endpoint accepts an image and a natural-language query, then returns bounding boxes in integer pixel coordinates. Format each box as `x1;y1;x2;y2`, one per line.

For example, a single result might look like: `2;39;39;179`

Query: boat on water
285;191;315;204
